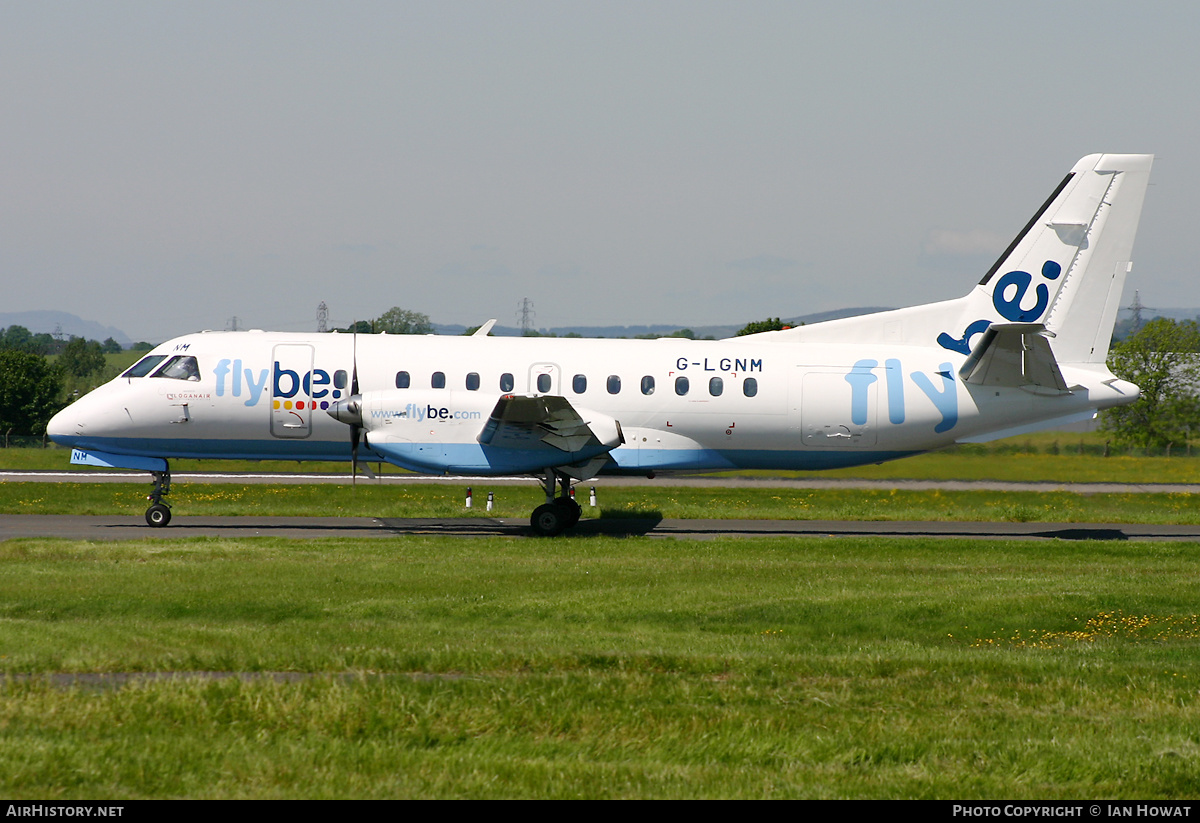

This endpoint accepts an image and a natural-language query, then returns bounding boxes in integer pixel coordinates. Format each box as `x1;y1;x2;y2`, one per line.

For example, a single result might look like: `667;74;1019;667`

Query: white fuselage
47;329;1136;476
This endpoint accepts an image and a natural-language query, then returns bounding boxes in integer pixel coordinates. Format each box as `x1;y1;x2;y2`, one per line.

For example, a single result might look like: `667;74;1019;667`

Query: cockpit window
122;355;167;378
151;355;201;381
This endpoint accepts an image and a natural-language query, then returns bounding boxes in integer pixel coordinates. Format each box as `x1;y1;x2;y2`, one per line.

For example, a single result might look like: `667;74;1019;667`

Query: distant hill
433;307;896;339
0;311;133;348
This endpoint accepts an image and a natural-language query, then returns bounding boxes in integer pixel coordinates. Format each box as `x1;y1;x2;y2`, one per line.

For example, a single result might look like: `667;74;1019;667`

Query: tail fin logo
937;260;1063;354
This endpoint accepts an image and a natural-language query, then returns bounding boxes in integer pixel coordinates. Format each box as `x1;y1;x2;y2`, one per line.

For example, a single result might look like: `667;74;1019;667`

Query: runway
4;469;1200;495
3;514;1199;541
3;468;1197;541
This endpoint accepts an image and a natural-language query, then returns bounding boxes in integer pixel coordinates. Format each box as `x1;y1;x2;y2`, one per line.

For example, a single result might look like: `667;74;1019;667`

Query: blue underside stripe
51;434;917;473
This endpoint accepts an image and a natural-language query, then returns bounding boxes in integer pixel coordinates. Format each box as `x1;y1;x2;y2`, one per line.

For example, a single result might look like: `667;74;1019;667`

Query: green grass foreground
0;480;1198;524
2;535;1200;798
6;430;1200;483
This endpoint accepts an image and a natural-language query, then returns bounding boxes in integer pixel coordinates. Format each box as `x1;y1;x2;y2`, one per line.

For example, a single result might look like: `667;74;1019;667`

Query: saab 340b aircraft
48;153;1153;534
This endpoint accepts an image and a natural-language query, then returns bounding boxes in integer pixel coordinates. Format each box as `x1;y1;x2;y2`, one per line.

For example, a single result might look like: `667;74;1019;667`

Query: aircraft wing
478;394;624;454
958;323;1070;394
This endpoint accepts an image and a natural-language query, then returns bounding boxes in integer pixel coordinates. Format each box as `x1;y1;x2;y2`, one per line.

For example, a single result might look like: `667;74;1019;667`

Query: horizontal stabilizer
478;395;624;455
958;323;1069;394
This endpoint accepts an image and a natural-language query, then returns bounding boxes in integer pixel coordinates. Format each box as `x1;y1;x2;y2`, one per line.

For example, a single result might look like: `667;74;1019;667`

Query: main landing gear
530;469;582;537
145;466;172;527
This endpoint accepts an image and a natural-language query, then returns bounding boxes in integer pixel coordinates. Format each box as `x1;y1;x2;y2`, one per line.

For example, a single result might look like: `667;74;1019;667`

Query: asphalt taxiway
4;469;1200;496
3;514;1199;541
3;469;1196;541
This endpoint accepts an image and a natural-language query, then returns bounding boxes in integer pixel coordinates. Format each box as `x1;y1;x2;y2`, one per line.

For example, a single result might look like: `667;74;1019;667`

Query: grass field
1;480;1198;525
2;534;1199;798
4;437;1199;798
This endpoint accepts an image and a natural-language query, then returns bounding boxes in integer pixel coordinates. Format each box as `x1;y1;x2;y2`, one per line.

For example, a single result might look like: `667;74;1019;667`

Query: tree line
0;326;152;437
1102;317;1200;449
3;311;1198;448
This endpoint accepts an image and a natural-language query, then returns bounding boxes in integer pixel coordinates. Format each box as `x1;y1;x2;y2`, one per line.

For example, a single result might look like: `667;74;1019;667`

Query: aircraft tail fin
1035;154;1153;363
752;154;1153;363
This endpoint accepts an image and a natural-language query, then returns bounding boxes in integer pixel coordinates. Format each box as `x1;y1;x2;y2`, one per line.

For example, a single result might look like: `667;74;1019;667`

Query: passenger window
431;372;446;389
151;356;201;381
500;373;514;392
709;377;723;397
466;372;480;391
675;376;689;396
395;371;410;389
572;374;587;394
537;373;551;393
607;375;621;394
743;377;758;397
641;376;655;395
334;370;348;390
122;355;167;378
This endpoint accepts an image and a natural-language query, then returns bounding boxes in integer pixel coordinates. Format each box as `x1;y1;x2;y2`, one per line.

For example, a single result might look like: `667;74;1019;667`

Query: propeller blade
351;423;360;485
351;327;358;483
351;327;360;396
325;395;364;484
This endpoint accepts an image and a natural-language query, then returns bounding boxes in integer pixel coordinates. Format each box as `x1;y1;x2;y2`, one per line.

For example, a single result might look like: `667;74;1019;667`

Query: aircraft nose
46;401;84;445
327;396;364;428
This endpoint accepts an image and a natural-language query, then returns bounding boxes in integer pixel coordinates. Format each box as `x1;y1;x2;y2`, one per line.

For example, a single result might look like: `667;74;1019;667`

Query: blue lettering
676;357;688;371
884;358;905;424
844;360;878;426
993;270;1049;322
938;260;1061;350
911;363;958;433
309;369;331;398
704;358;716;372
937;319;991;355
213;359;231;396
750;359;762;372
735;358;747;372
720;358;732;371
215;358;348;406
273;362;300;399
243;368;269;407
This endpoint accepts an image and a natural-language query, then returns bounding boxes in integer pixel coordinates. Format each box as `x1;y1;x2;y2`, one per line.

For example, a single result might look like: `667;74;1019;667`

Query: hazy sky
2;1;1196;342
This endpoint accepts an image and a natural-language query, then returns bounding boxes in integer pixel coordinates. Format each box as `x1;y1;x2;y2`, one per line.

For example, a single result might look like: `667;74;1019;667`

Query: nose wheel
145;468;173;527
145;503;172;527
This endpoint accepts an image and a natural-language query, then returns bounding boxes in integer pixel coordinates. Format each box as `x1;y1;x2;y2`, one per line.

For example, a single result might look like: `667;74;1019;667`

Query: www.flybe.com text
372;404;482;422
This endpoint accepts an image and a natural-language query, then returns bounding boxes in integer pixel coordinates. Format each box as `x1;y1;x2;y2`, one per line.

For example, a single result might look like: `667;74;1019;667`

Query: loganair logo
213;359;348;409
937;260;1063;354
373;404;482;422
